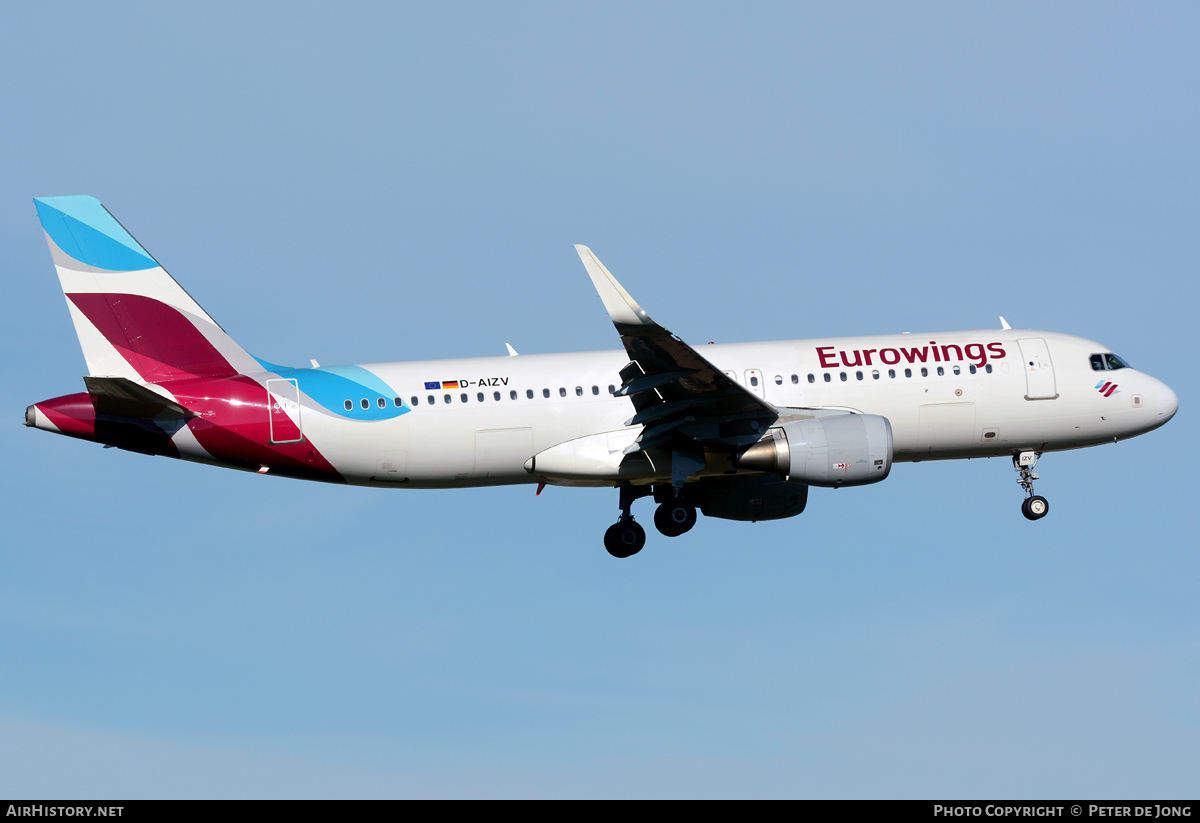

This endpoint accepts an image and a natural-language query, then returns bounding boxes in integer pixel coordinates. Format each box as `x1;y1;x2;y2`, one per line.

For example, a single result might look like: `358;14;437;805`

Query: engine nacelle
734;413;893;487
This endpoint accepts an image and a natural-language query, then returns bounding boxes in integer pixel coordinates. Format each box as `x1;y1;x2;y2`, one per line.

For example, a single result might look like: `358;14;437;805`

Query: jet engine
733;413;893;487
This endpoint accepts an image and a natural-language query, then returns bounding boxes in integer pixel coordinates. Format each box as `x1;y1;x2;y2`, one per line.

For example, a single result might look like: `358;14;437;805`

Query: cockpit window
1091;353;1131;371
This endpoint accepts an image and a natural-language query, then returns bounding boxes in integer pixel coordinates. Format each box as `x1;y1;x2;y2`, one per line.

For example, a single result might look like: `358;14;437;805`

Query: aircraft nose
1158;381;1179;423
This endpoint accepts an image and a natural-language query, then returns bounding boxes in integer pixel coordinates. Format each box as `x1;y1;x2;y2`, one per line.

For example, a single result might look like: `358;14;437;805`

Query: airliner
25;196;1178;557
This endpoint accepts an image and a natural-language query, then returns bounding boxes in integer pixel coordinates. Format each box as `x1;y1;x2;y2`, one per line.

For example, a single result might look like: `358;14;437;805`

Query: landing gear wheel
604;520;646;558
654;500;697;537
1021;495;1049;521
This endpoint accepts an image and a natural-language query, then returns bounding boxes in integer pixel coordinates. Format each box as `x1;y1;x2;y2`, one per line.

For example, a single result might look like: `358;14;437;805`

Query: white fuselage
217;329;1175;489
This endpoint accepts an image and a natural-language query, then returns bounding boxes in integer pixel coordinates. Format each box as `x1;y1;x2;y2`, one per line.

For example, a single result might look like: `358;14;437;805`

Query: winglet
1000;316;1012;330
505;343;519;357
574;245;655;328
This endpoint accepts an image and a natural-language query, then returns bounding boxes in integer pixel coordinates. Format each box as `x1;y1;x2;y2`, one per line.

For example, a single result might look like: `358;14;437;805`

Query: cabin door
1017;338;1058;400
266;378;303;443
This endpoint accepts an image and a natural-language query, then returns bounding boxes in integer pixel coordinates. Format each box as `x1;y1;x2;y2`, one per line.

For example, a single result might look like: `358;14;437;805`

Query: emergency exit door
744;369;765;398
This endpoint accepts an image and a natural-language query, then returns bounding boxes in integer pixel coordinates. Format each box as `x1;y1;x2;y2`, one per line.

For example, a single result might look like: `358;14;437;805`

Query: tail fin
34;195;259;384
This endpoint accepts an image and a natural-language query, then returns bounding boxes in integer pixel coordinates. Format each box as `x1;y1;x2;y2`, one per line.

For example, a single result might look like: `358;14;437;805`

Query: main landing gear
603;484;699;557
654;497;697;538
604;485;650;558
1014;451;1049;521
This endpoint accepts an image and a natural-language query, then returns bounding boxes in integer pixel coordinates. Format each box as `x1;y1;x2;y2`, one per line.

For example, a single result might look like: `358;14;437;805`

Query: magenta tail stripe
68;292;237;381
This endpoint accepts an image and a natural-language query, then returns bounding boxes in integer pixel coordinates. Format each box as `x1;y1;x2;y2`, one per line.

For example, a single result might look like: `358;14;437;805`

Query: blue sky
1;2;1197;798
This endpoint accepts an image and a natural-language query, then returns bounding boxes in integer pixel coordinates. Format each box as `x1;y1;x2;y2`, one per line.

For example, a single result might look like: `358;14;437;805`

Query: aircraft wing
575;245;778;455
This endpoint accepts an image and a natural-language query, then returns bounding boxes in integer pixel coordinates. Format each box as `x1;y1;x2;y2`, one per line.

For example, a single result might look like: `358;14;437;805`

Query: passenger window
575;386;583;396
427;395;435;405
510;390;518;400
856;371;863;380
559;387;567;397
543;389;550;398
952;365;961;375
920;368;928;377
592;385;599;395
394;397;402;407
792;374;799;384
750;376;759;387
1090;354;1107;371
985;364;993;373
1106;353;1130;370
872;370;880;379
823;373;831;383
344;400;352;411
494;391;501;401
609;385;615;394
378;397;386;408
410;396;418;406
808;374;815;383
905;368;912;378
361;398;369;409
775;375;783;385
936;367;944;377
889;369;896;378
460;393;468;403
969;365;977;374
444;394;451;404
477;392;484;402
840;372;847;382
527;389;534;399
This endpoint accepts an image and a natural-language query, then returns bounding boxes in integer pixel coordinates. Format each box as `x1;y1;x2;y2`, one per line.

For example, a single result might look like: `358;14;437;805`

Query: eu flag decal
424;381;440;390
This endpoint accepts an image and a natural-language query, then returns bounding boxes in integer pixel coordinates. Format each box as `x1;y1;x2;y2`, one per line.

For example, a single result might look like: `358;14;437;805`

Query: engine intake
734;414;893;487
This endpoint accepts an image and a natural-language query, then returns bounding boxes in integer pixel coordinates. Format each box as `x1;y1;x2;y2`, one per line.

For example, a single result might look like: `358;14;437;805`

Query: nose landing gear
1014;452;1049;521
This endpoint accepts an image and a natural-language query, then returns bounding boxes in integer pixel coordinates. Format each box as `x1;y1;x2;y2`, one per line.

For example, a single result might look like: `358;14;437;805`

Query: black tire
654;500;697;537
604;520;646;558
1022;495;1049;521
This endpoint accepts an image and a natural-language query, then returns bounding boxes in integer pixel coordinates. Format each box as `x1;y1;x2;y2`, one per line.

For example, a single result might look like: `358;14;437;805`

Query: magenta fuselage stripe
166;375;344;482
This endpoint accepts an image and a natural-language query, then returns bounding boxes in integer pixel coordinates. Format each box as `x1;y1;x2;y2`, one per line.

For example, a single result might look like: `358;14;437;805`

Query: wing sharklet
574;245;654;327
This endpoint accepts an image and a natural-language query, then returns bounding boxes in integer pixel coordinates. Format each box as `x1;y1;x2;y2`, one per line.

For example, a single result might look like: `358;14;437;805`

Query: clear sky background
1;2;1197;798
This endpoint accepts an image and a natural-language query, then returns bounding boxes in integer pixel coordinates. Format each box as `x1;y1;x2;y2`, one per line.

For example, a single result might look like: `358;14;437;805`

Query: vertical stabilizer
34;196;259;383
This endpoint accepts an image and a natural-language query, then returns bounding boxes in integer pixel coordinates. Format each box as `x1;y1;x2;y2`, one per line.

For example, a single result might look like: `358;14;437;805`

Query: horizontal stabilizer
83;376;195;420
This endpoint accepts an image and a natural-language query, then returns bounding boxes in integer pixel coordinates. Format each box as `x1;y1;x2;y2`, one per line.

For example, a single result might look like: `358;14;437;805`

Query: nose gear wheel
1014;452;1050;521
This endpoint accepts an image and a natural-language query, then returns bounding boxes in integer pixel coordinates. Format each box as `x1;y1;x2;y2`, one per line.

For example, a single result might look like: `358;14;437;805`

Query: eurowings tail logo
1096;381;1119;397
